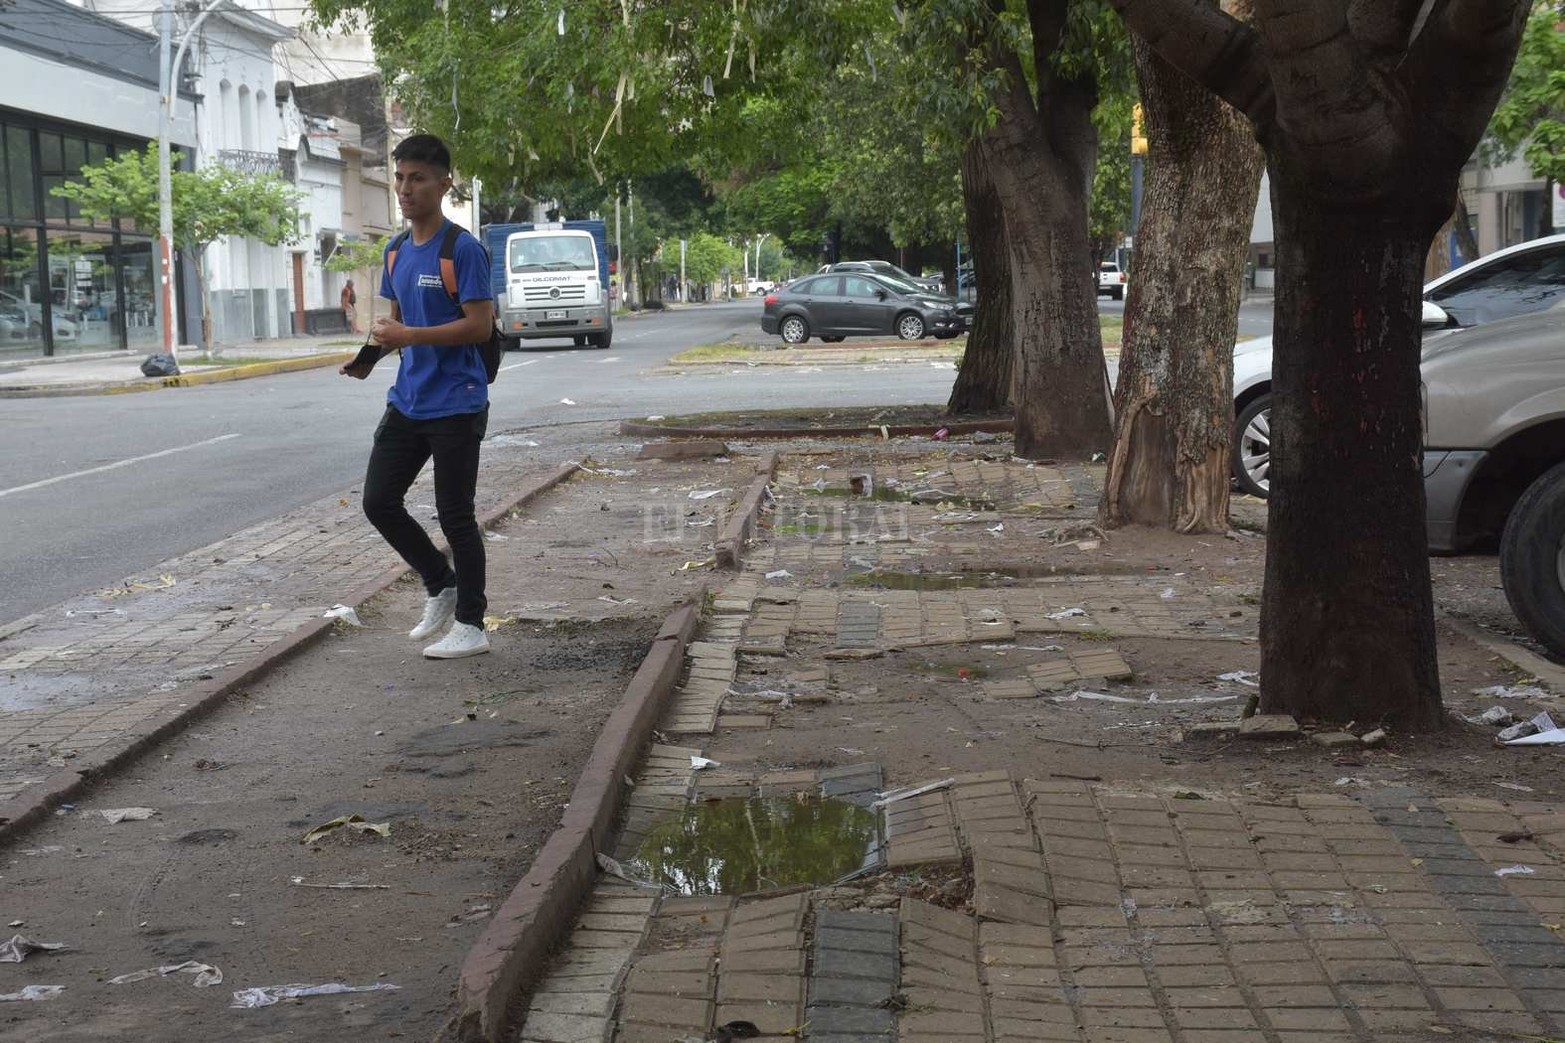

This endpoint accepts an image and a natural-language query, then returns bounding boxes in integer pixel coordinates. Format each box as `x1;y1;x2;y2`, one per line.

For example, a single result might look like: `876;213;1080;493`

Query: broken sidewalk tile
1236;714;1301;739
1310;732;1361;749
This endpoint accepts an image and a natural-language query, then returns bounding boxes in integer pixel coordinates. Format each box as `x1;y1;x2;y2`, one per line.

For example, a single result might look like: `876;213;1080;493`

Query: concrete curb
618;417;1014;441
454;598;704;1043
0;352;353;399
715;451;780;570
1443;617;1565;692
0;460;582;840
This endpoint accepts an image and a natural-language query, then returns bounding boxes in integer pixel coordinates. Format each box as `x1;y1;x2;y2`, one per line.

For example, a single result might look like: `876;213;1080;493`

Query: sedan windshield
509;236;596;272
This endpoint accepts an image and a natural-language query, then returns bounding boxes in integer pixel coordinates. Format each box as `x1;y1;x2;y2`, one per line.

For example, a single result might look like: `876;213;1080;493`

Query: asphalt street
0;302;954;624
0;295;1274;626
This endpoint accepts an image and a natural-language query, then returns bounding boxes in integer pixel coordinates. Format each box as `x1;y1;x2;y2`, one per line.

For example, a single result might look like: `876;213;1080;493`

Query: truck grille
521;285;588;302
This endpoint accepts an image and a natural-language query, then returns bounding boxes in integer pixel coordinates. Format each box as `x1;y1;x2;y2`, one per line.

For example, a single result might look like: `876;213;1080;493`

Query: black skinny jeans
362;404;488;626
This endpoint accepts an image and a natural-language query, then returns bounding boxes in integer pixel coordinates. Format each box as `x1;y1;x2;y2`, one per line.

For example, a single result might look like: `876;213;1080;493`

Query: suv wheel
1232;393;1273;499
897;313;926;340
780;315;809;344
1499;460;1565;657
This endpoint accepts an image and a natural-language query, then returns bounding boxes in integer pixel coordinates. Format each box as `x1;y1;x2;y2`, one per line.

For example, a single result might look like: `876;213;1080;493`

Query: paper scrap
0;935;69;963
98;807;157;823
230;982;400;1008
323;604;361;626
110;961;223;987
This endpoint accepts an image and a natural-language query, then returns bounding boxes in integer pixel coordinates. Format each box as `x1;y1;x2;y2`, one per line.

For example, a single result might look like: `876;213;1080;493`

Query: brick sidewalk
514;442;1565;1043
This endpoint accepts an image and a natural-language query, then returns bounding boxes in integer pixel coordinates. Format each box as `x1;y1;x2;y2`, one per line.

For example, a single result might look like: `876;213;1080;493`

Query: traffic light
1131;103;1148;156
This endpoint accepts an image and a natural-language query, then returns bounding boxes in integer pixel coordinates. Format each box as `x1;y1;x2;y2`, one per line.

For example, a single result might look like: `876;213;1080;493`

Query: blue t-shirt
379;222;493;419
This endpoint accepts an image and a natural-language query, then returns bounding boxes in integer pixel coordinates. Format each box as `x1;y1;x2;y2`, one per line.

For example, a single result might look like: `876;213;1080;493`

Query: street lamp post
156;0;225;362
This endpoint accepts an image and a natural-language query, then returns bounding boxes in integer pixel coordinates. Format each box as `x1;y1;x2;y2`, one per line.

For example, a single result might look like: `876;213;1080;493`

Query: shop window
0;226;45;357
4;126;36;220
115;237;157;347
45;228;115;354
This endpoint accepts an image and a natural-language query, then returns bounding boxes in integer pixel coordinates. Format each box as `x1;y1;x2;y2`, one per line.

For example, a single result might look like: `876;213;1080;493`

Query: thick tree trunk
948;137;1014;415
1260;181;1443;729
1101;35;1263;533
983;76;1113;458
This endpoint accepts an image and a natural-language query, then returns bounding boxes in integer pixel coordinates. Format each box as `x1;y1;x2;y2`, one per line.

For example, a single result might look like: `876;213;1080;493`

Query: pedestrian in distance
341;278;358;333
338;133;495;659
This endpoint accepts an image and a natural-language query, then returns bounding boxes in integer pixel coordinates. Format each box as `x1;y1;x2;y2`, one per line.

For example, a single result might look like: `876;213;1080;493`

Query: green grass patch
668;342;772;363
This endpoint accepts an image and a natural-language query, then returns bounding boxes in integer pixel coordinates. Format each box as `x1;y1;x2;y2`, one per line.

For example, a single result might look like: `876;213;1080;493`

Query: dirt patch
0;447;751;1042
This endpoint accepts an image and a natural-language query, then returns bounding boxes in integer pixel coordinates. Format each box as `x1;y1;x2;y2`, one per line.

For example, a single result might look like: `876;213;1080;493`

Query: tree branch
1108;0;1275;133
1404;0;1528;169
1345;0;1426;60
1025;0;1071;101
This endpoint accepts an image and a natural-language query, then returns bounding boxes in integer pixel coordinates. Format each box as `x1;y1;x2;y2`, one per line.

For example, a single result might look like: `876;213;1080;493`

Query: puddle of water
628;796;879;895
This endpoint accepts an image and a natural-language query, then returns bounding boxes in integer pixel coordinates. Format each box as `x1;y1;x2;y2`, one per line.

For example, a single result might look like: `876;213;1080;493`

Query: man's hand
371;316;415;350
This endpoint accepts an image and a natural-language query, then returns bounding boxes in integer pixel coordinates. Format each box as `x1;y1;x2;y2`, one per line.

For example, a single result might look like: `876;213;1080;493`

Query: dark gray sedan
761;272;968;344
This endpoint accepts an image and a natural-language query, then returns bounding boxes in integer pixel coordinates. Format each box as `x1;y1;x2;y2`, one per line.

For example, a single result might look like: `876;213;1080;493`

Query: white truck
485;220;613;350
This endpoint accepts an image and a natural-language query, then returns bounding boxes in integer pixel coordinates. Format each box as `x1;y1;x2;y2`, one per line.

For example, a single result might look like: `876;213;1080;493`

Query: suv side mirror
1421;300;1450;329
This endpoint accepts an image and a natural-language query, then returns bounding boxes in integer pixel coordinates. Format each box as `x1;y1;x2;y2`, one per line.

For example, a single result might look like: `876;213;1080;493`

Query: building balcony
217;149;283;177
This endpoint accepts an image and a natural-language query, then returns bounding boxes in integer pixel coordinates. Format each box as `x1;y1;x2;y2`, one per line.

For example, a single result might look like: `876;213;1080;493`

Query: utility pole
156;0;224;361
679;238;686;302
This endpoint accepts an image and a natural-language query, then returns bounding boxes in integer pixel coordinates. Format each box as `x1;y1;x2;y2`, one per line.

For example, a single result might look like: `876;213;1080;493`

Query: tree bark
948;136;1014;415
1260;180;1443;729
982;67;1113;458
1101;31;1263;533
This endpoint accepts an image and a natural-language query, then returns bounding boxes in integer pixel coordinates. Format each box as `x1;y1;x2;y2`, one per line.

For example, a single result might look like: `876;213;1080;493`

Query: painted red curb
715;450;780;570
454;600;703;1042
617;417;1014;440
0;461;583;840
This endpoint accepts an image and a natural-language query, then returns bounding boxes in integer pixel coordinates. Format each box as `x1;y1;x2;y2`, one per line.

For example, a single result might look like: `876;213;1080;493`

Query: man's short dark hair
393;134;451;173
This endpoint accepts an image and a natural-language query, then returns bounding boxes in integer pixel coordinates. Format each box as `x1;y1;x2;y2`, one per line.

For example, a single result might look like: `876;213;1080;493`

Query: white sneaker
423;621;490;659
409;587;457;640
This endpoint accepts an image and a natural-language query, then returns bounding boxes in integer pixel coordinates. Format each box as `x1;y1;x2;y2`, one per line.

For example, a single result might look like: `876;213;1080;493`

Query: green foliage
1484;2;1565;184
51;145;301;253
682;231;743;288
1090;92;1133;258
325;235;387;274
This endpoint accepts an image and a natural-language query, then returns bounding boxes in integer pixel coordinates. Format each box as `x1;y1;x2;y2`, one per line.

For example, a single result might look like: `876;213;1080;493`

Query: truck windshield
509;236;596;272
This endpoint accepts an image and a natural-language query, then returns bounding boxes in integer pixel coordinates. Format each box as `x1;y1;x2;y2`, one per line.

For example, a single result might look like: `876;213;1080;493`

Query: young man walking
340;134;493;659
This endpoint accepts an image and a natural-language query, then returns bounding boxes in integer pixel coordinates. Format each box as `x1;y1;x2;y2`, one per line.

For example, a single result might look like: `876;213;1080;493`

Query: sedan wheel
896;313;926;340
780;316;809;344
1500;460;1565;657
1231;393;1272;498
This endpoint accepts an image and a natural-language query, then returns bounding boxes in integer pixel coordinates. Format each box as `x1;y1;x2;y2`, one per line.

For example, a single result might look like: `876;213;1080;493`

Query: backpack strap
437;222;463;302
384;229;412;278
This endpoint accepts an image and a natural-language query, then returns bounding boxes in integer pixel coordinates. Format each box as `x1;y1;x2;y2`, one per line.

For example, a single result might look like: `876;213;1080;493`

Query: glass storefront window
3;126;36;221
116;238;157;349
0;226;45;359
45;228;115;354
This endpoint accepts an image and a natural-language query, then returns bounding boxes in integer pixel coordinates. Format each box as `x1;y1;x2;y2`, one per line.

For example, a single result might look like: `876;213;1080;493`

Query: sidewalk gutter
455;597;703;1043
715;450;780;569
619;417;1014;440
0;352;353;399
0;460;581;840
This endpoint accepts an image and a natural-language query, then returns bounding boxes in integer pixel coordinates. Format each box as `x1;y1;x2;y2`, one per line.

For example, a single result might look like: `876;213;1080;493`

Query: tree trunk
982;74;1113;458
1100;34;1263;533
194;246;214;358
1260;180;1442;729
948;136;1014;415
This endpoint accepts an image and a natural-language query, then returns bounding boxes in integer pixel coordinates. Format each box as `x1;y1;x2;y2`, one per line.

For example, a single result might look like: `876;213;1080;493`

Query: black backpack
386;223;503;383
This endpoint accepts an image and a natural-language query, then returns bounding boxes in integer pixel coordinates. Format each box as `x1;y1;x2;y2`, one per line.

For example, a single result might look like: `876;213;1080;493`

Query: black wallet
348;341;387;372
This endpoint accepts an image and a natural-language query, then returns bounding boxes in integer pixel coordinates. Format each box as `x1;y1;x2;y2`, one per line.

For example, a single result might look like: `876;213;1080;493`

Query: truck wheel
590;329;612;349
1499;460;1565;657
573;335;586;346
